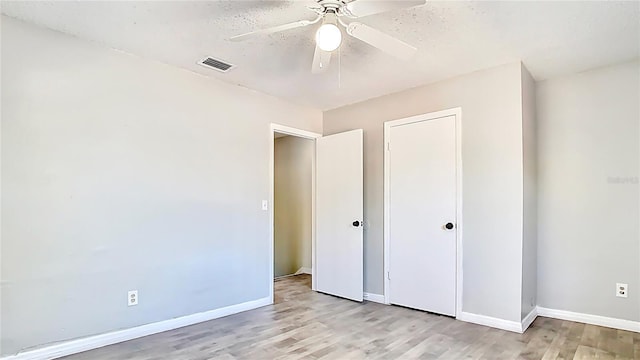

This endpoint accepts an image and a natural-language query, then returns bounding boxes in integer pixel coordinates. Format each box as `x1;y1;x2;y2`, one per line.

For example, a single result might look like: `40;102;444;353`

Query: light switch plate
262;200;268;211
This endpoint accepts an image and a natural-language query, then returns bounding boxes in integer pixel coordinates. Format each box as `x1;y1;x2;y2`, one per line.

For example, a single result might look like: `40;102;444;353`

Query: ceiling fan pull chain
338;45;341;89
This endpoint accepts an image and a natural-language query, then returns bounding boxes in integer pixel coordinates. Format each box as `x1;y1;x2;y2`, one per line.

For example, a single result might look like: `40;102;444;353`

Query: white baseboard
1;296;271;360
7;299;636;360
521;307;538;333
363;293;386;304
457;311;523;333
294;267;312;275
537;306;640;333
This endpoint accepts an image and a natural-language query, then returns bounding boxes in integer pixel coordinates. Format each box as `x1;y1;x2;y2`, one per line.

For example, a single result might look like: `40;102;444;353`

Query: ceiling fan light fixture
316;23;342;52
229;0;426;73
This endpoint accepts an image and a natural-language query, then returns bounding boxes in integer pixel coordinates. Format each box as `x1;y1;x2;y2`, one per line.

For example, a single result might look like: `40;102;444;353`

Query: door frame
383;107;463;316
269;123;322;303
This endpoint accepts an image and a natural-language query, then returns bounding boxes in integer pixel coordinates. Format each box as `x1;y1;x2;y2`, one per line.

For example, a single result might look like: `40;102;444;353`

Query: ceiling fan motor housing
317;0;347;15
317;1;345;8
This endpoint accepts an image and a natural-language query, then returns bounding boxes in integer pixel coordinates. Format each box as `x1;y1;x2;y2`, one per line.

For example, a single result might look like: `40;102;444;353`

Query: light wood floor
62;275;639;359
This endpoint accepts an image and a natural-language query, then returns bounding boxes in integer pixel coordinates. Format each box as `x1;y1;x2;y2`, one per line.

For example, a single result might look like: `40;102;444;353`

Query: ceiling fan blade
344;0;426;18
229;17;320;41
311;45;332;74
346;22;417;60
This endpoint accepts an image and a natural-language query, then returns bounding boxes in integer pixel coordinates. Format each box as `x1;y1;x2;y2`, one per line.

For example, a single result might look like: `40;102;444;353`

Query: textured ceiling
2;1;639;110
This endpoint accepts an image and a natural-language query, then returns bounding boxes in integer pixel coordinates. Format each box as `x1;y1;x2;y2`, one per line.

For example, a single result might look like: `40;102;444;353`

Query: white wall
521;64;538;319
324;63;527;322
537;60;640;322
0;16;322;356
274;136;313;277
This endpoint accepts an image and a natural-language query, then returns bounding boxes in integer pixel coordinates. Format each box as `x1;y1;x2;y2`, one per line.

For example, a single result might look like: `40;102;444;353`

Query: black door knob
352;220;361;227
444;222;455;230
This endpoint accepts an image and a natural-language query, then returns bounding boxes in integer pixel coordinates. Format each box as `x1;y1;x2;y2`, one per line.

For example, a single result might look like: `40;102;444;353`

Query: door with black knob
387;113;458;316
316;129;363;302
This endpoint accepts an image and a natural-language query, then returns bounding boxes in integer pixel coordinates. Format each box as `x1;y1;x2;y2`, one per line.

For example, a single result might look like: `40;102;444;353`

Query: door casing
383;107;463;316
269;124;322;303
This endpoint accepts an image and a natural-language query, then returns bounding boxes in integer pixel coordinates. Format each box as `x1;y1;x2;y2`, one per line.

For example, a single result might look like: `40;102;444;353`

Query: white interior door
315;129;363;302
388;116;457;316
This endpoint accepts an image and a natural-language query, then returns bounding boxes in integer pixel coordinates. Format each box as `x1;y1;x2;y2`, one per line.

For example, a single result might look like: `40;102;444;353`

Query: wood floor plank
60;275;640;360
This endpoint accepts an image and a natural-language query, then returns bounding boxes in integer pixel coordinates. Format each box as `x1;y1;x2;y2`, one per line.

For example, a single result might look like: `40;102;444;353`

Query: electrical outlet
128;290;138;306
616;283;628;298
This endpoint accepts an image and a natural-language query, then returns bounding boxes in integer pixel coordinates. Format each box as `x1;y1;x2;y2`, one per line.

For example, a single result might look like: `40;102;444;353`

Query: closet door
388;116;457;316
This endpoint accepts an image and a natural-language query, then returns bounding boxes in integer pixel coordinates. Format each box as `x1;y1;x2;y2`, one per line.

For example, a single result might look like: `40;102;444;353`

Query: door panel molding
383;108;463;316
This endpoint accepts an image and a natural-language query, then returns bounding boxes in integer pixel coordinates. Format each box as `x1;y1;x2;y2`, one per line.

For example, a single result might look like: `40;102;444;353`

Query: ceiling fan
229;0;426;74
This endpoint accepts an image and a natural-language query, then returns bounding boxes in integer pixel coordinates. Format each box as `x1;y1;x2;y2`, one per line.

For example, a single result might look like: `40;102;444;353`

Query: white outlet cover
128;290;139;306
616;283;628;298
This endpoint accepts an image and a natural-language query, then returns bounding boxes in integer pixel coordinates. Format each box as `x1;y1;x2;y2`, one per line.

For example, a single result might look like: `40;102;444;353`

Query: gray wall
537;60;640;321
0;17;321;356
324;63;526;322
521;64;538;319
274;136;313;277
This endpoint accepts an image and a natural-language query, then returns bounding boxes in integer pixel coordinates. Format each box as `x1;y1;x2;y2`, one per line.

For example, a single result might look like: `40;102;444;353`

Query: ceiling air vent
198;57;234;72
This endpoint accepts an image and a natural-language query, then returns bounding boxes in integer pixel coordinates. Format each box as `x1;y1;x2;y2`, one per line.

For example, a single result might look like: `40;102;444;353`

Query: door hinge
387;271;390;280
387;142;390;151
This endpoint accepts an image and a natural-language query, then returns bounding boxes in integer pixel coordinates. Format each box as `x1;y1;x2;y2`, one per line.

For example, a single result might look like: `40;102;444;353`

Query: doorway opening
274;131;313;294
269;124;364;304
269;124;321;303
